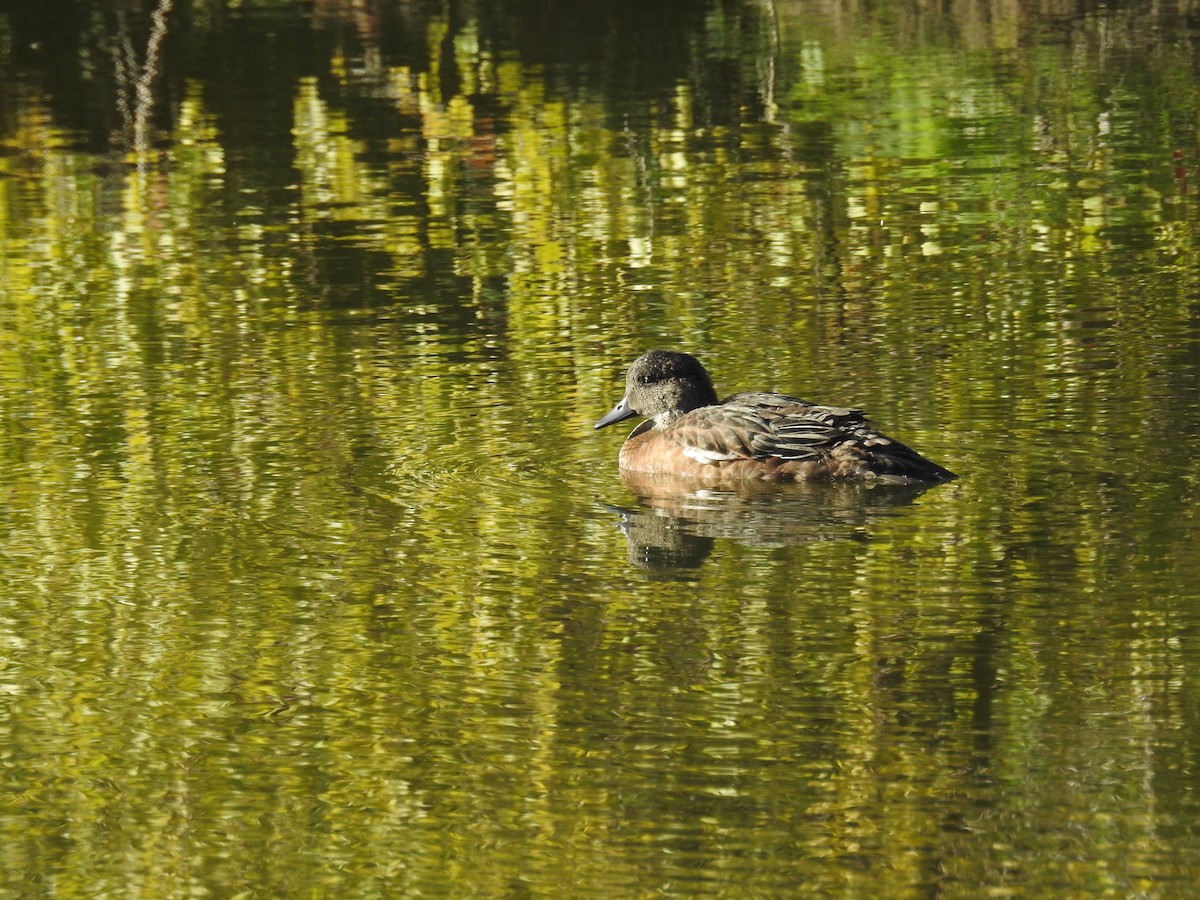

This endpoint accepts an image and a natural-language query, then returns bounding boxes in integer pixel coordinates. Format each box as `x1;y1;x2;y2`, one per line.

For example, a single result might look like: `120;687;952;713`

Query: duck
594;350;956;484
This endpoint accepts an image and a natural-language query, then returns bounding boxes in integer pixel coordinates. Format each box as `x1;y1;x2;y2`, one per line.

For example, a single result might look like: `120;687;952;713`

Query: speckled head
594;350;720;430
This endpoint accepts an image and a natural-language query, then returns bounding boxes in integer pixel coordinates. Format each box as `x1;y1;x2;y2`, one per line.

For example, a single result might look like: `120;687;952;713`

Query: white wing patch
683;445;739;465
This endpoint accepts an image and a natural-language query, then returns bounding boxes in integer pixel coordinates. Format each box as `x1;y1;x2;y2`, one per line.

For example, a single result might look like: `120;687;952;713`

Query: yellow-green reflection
1;0;1199;895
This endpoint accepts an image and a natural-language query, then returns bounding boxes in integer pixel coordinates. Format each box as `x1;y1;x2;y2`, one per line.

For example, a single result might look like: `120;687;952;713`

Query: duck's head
594;350;719;430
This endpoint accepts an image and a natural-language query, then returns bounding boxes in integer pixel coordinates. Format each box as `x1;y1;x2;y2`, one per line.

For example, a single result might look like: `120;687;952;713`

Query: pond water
2;0;1200;895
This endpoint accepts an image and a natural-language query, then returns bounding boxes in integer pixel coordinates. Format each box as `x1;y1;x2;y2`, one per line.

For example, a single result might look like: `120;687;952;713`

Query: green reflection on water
2;0;1200;895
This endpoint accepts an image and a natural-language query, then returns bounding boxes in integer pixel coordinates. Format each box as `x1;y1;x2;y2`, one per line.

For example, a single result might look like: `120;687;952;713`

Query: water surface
2;0;1200;895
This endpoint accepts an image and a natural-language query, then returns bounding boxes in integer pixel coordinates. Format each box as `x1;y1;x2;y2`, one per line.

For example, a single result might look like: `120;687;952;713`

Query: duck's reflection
607;471;937;571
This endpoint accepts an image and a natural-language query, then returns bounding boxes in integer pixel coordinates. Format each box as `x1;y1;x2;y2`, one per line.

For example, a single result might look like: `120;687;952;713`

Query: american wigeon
594;350;957;484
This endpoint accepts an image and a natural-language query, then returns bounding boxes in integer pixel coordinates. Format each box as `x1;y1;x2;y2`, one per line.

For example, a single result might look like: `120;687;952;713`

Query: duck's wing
660;394;863;464
723;393;874;460
665;393;956;482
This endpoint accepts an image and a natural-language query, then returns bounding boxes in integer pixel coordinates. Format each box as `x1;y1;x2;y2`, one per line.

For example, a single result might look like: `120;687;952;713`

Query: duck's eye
638;374;656;384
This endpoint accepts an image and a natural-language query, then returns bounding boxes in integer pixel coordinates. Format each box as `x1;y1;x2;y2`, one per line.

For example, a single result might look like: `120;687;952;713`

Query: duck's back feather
623;392;955;484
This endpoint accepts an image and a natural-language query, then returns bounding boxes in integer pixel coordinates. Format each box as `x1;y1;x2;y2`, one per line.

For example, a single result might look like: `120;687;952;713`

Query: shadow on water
604;475;940;572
